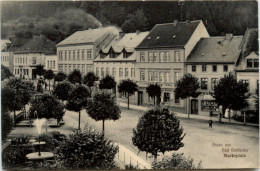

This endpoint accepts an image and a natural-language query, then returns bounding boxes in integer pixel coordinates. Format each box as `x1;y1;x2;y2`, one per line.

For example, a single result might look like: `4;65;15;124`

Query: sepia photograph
0;0;259;170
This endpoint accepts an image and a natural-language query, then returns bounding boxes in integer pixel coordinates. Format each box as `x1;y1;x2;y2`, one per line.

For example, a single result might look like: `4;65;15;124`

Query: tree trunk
243;111;246;125
49;80;51;91
154;151;157;162
13;110;16;127
187;98;190;119
78;110;81;130
127;92;130;109
102;119;105;136
228;109;231;124
46;120;48;132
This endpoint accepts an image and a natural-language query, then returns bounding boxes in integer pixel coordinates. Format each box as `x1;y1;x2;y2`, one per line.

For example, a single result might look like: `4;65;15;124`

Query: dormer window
110;52;115;58
123;52;127;58
247;59;258;68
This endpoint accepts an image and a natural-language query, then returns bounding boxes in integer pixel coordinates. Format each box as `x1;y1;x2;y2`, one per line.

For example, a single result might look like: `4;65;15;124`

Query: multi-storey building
236;28;259;111
94;31;149;97
186;34;243;115
45;53;58;73
56;26;120;76
135;20;209;113
13;35;56;79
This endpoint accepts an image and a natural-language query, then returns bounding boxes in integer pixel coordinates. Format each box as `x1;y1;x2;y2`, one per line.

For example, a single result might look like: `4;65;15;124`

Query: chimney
136;30;140;35
225;33;233;40
173;19;178;26
119;32;125;38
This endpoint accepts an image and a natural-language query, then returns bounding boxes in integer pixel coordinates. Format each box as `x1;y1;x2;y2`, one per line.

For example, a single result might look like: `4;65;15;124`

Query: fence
115;143;151;169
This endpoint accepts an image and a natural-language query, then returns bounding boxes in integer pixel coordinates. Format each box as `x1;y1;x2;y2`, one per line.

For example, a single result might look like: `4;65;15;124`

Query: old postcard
1;0;259;170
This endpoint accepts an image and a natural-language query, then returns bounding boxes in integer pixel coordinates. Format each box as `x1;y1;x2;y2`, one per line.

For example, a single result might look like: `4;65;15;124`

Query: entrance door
138;91;143;106
191;99;198;114
32;69;36;80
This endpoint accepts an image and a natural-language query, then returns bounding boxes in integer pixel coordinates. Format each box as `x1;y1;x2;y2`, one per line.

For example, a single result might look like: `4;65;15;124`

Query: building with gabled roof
13;35;56;79
186;34;243;115
134;20;209;113
56;26;120;75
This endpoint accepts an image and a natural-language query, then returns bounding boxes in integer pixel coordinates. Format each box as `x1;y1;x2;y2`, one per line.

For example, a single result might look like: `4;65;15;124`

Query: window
110;52;115;58
125;68;128;77
223;65;228;72
69;51;71;60
77;64;80;70
247;59;253;68
174;72;180;82
82;50;85;60
119;68;123;77
64;65;67;74
73;65;76;70
175;94;180;103
165;51;170;62
48;61;50;68
20;58;22;64
112;68;116;77
159;72;164;82
131;68;135;78
77;50;80;60
202;65;207;72
241;80;249;85
73;51;75;60
165;72;169;82
148;52;153;62
148;71;153;81
174;51;181;62
159;52;165;62
192;65;196;72
254;59;259;68
201;78;208;90
82;65;85;74
212;65;217;72
140;52;145;62
154;71;158;82
53;61;56;68
59;64;63;72
96;67;99;77
153;52;158;62
32;57;36;64
211;78;218;90
65;51;67;60
101;67;104;77
106;67;110;76
140;71;145;81
164;93;170;102
69;65;71;72
87;50;92;59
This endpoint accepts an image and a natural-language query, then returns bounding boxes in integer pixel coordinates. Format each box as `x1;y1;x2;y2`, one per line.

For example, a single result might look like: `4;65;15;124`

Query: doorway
138;91;143;106
191;99;198;114
32;69;37;80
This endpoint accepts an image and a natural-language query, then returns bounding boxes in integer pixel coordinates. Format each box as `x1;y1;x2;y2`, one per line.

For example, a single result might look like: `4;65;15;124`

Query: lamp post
178;0;185;22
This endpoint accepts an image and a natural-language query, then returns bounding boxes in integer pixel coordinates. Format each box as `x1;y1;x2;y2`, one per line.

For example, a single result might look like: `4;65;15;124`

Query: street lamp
178;0;185;22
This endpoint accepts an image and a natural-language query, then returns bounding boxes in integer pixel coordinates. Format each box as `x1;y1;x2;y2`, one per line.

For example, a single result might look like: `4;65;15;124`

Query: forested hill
1;1;258;44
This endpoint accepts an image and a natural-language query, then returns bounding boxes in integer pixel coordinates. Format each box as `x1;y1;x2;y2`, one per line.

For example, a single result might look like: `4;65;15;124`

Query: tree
118;79;138;109
35;64;45;77
1;65;13;81
1;111;13;141
53;81;72;101
152;153;202;169
99;75;116;91
68;69;82;85
56;127;118;169
255;86;259;111
2;78;35;126
54;72;67;83
83;72;98;88
174;74;200;118
132;107;185;161
86;92;121;135
211;72;250;123
122;9;148;33
44;69;55;91
66;84;90;130
146;84;161;105
29;93;65;130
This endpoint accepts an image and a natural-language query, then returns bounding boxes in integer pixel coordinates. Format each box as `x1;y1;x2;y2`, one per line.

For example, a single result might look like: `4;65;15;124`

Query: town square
1;1;259;170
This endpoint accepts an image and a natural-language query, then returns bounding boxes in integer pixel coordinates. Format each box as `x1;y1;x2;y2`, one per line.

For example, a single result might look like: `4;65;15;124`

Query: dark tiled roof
14;35;56;54
186;36;243;64
136;20;201;49
2;38;30;52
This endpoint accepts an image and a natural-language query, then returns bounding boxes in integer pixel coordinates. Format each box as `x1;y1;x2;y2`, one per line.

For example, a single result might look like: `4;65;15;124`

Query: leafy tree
99;75;116;90
118;79;138;109
55;127;118;169
2;78;35;126
174;74;200;118
255;86;259;111
1;111;13;141
1;65;13;81
212;72;250;123
132;107;185;161
83;72;98;88
53;81;72;101
68;69;82;85
146;84;161;105
35;64;45;77
66;84;91;130
54;72;67;83
122;9;148;33
44;69;55;91
152;153;202;169
86;92;121;135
